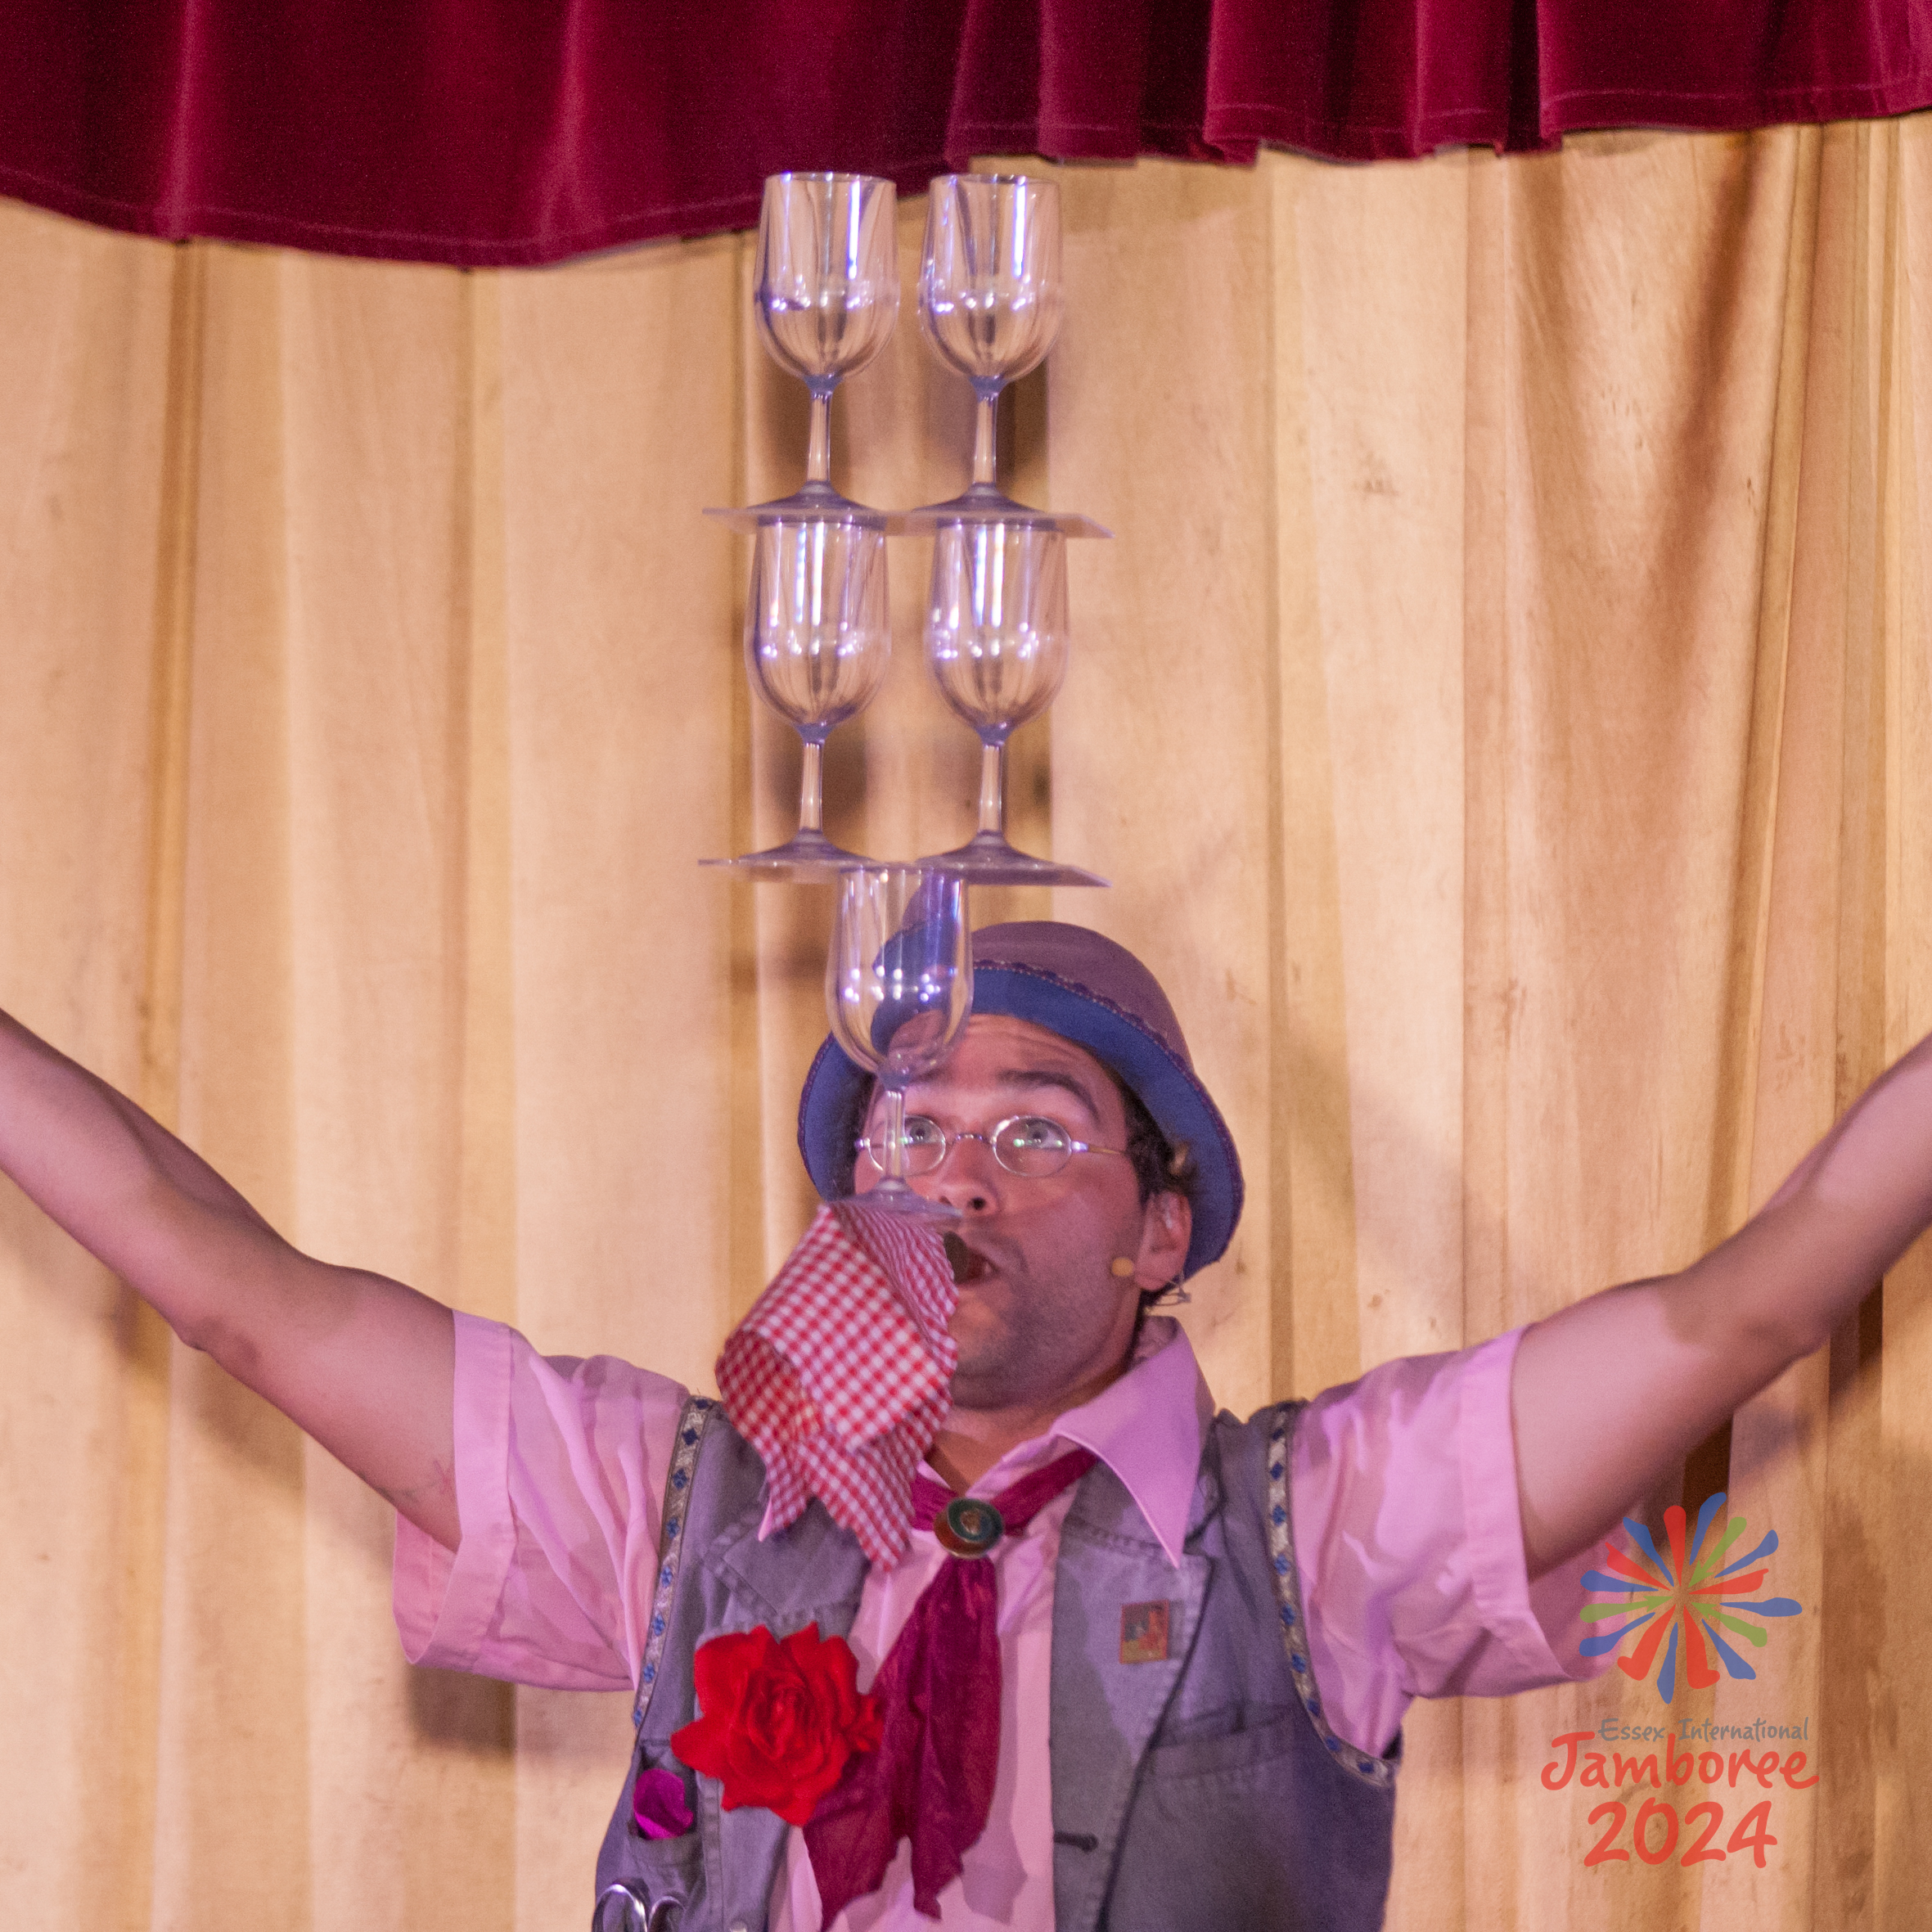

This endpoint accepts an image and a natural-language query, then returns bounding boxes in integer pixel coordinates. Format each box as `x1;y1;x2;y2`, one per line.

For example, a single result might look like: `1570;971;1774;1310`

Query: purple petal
632;1766;695;1840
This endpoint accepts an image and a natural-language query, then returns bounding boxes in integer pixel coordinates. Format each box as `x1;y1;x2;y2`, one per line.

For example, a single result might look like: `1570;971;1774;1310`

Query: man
0;920;1913;1928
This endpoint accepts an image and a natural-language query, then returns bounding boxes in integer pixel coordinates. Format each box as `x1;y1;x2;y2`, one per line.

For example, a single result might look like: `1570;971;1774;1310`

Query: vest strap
1265;1402;1397;1790
633;1393;719;1729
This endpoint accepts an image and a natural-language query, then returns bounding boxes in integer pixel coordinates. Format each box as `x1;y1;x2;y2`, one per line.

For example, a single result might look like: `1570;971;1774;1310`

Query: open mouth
943;1232;993;1285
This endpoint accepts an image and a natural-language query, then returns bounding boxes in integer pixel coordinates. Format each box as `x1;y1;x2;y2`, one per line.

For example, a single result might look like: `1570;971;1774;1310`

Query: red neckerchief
804;1449;1100;1921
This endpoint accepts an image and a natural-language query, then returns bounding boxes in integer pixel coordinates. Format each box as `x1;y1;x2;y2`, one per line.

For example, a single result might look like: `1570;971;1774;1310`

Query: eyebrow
992;1067;1106;1120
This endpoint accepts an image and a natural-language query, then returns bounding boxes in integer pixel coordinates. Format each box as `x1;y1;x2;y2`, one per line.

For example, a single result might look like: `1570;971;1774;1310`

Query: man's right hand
0;1009;460;1548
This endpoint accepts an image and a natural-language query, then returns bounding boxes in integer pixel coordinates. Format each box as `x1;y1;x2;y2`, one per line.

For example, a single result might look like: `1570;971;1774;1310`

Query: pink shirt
394;1315;1601;1930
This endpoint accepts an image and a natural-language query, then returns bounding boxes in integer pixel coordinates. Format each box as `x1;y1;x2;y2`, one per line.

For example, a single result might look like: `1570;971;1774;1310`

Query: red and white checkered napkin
716;1201;959;1565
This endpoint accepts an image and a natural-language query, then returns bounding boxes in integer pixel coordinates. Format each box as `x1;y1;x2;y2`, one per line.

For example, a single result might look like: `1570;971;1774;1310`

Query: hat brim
796;961;1242;1277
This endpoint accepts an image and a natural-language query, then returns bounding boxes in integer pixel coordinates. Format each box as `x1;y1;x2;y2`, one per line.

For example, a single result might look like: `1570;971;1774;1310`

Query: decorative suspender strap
633;1394;719;1729
1264;1402;1398;1791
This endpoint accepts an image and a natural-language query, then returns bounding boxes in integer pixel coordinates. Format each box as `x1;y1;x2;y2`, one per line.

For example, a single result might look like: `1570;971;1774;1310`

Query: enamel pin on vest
1119;1601;1171;1664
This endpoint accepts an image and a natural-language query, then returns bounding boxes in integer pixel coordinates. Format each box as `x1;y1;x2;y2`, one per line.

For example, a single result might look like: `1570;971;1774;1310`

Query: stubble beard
945;1263;1121;1416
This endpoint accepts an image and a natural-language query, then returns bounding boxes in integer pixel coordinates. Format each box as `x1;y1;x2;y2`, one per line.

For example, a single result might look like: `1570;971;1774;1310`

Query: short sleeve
1289;1327;1609;1758
392;1311;689;1691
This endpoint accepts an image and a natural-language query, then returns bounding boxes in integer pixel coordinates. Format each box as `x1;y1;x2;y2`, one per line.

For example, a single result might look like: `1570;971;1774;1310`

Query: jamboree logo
1581;1493;1801;1699
1538;1493;1814;1873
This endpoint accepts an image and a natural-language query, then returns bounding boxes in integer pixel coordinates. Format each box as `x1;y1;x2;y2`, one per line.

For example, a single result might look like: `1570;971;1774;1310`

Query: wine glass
924;173;1060;489
902;173;1105;539
826;868;974;1217
703;519;890;879
708;173;901;531
920;521;1106;888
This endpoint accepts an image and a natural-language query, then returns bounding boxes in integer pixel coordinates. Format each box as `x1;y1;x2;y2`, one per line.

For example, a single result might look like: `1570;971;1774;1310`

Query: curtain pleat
1;120;1929;1928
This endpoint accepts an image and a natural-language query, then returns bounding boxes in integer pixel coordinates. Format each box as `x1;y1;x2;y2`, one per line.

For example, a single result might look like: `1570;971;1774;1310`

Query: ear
1133;1189;1192;1287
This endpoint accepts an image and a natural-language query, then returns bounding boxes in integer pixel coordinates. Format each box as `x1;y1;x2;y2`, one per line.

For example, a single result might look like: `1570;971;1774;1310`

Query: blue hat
796;921;1244;1276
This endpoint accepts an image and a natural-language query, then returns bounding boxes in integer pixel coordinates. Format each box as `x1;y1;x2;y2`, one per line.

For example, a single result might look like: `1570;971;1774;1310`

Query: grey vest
592;1400;1397;1931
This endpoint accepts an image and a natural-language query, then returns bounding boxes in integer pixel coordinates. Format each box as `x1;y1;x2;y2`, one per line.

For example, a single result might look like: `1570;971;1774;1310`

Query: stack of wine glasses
705;169;1110;1209
703;172;901;879
908;173;1106;889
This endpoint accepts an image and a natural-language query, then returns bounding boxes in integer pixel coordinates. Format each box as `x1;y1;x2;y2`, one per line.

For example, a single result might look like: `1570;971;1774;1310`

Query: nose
925;1132;1005;1216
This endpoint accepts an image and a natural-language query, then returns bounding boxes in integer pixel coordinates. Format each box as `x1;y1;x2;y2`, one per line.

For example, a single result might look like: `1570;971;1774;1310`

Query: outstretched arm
1511;1033;1932;1577
0;1009;459;1547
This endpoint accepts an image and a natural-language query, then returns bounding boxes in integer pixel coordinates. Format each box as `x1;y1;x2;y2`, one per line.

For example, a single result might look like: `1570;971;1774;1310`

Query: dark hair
1115;1078;1196;1310
831;1077;873;1198
1117;1078;1196;1210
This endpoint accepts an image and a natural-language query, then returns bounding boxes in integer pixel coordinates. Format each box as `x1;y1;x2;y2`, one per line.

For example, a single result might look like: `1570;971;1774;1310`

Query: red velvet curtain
4;0;1928;266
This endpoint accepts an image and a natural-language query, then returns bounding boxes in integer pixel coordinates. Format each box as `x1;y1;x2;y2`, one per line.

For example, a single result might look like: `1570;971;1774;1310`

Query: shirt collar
965;1316;1214;1569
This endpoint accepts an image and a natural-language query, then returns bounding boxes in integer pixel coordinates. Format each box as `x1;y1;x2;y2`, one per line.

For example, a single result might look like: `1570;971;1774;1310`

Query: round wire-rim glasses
854;1114;1130;1180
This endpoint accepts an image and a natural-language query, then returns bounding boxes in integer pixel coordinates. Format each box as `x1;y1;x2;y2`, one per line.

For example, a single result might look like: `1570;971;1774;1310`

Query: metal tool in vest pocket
592;1880;680;1930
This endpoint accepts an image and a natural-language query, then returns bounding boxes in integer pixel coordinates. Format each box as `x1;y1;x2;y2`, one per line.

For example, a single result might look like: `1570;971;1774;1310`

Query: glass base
918;831;1108;889
894;484;1110;541
832;1181;961;1220
708;483;1110;540
705;481;891;534
701;830;881;883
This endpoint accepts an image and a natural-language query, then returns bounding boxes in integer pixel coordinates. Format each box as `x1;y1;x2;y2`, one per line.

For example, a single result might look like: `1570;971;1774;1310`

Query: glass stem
977;740;1007;837
806;390;833;484
799;739;826;833
882;1085;908;1186
971;391;999;487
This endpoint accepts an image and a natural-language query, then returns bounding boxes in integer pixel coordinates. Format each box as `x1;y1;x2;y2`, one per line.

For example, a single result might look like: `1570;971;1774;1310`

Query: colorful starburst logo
1580;1493;1802;1701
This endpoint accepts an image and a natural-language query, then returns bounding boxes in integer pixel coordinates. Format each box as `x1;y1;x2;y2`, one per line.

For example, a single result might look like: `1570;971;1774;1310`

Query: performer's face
855;1016;1192;1412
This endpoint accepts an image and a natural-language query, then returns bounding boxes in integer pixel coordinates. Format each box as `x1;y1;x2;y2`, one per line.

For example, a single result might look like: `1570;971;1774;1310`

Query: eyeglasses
854;1114;1131;1180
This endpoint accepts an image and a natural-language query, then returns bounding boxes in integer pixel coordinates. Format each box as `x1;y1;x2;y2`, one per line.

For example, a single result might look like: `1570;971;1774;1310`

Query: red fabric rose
671;1624;882;1827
